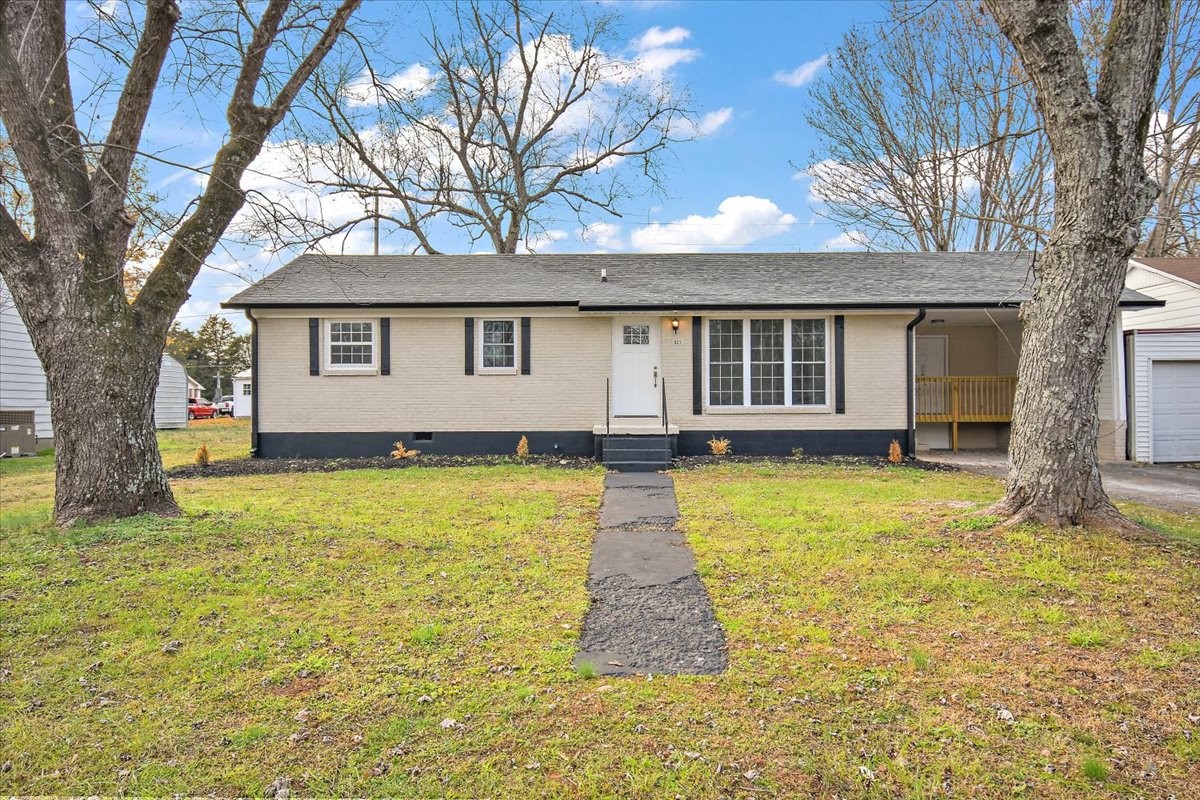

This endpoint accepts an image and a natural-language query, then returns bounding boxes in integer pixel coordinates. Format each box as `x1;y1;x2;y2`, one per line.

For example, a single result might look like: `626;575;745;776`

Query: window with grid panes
706;317;829;407
750;319;785;405
481;320;516;369
328;321;374;367
708;318;744;405
791;319;827;405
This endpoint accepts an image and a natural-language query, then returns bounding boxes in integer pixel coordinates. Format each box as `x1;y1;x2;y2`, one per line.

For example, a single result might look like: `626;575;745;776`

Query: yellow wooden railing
916;375;1017;451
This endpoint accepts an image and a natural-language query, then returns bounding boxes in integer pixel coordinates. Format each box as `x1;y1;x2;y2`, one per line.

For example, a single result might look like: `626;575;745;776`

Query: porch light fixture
671;317;680;332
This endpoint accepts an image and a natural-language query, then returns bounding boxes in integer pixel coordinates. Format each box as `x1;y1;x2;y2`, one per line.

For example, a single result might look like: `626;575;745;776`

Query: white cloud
633;26;690;50
820;230;868;251
518;228;568;253
773;55;828;87
93;0;120;19
581;221;623;250
344;64;434;107
630;196;797;253
630;25;699;75
697;107;732;136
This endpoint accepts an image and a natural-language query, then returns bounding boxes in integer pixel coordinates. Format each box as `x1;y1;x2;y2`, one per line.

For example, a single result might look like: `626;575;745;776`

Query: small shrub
708;436;731;456
516;435;530;459
1081;756;1109;781
888;438;904;465
194;445;210;467
391;440;421;460
791;446;805;458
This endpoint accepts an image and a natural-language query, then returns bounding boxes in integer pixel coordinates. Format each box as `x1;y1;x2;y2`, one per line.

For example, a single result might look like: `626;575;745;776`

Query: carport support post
905;308;927;457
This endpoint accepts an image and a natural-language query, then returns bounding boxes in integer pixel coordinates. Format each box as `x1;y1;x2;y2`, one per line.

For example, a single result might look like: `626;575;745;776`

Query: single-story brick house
224;252;1159;469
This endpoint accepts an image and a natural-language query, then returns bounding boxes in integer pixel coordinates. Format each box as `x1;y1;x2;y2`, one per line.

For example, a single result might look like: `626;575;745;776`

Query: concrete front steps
601;434;673;472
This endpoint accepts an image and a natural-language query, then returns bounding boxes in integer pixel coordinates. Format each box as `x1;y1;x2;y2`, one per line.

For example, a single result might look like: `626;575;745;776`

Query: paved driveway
921;451;1200;515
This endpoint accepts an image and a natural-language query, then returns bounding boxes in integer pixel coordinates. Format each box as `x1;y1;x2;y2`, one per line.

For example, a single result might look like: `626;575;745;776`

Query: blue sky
73;0;891;330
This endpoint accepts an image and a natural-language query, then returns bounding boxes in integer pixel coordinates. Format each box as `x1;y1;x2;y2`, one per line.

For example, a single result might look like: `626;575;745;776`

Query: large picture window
481;319;516;370
707;317;829;408
327;321;375;369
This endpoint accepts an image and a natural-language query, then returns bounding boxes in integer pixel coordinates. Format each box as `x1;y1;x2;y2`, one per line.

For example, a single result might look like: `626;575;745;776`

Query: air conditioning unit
0;409;37;457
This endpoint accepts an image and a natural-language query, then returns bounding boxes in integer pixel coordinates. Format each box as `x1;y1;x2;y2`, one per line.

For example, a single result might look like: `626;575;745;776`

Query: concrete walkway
921;451;1200;515
574;474;727;676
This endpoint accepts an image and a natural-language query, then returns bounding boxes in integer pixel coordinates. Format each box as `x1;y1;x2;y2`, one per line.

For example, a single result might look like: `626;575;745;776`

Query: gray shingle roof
224;252;1161;309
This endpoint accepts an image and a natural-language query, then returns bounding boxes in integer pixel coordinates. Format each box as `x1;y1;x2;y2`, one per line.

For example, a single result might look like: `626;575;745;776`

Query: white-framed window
241;382;253;396
480;319;517;372
706;317;830;408
325;320;376;371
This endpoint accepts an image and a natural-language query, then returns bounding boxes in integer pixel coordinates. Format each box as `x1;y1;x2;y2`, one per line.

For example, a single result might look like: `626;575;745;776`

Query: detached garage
1125;330;1200;463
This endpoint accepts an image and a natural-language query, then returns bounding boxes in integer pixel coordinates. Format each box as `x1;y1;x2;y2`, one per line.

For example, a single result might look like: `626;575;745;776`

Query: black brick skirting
257;429;906;460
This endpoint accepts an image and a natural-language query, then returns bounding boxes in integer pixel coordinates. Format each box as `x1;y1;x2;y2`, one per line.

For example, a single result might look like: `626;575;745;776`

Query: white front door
915;335;950;449
612;318;661;416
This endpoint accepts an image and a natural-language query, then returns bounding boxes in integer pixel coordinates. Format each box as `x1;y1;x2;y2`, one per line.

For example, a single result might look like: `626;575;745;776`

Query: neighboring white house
1123;257;1200;463
1;279;189;442
232;368;253;418
187;374;204;400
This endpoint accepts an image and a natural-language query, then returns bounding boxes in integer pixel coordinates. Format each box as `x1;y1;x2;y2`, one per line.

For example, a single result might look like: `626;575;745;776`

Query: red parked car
187;397;220;420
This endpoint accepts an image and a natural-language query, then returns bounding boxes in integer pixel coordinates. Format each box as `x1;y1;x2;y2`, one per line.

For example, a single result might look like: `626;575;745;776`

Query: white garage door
1152;361;1200;462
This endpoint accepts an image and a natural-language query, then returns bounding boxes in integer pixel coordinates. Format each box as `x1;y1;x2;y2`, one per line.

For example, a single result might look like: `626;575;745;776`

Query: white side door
612;318;661;416
916;335;950;449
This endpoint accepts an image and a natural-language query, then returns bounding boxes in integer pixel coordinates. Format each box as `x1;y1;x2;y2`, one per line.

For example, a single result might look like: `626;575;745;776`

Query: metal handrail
661;376;668;434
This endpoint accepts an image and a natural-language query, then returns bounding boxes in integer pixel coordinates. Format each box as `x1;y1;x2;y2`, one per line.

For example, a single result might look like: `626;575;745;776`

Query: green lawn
1;423;1198;797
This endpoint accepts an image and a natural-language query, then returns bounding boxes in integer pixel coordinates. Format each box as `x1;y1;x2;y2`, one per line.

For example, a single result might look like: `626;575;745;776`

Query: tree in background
195;315;249;400
255;0;692;254
984;0;1169;527
804;0;1195;255
803;1;1052;251
0;0;359;525
165;317;250;400
1141;0;1199;256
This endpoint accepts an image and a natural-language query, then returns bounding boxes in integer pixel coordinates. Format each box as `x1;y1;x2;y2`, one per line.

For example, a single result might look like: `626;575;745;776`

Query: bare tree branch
256;0;691;254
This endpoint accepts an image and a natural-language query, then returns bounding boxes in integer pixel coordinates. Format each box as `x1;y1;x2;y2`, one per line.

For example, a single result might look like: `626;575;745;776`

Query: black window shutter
379;318;391;375
520;317;531;375
309;318;320;376
464;317;475;375
692;316;703;415
834;314;846;414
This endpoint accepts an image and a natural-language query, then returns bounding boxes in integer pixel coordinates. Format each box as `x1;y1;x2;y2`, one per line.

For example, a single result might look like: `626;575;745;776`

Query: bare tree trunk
48;331;176;523
985;0;1169;529
996;246;1128;528
0;0;359;526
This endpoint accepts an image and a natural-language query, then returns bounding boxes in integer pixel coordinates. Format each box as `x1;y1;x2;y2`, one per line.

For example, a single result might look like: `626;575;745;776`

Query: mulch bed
169;454;598;479
671;454;960;472
171;453;960;479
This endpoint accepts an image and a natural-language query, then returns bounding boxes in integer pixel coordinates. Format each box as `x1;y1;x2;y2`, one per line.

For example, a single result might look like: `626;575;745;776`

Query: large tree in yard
0;0;359;525
984;0;1170;527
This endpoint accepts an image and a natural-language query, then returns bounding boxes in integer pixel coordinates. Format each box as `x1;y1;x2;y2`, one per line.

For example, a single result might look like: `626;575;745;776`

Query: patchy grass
1;448;1198;797
674;463;1200;798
